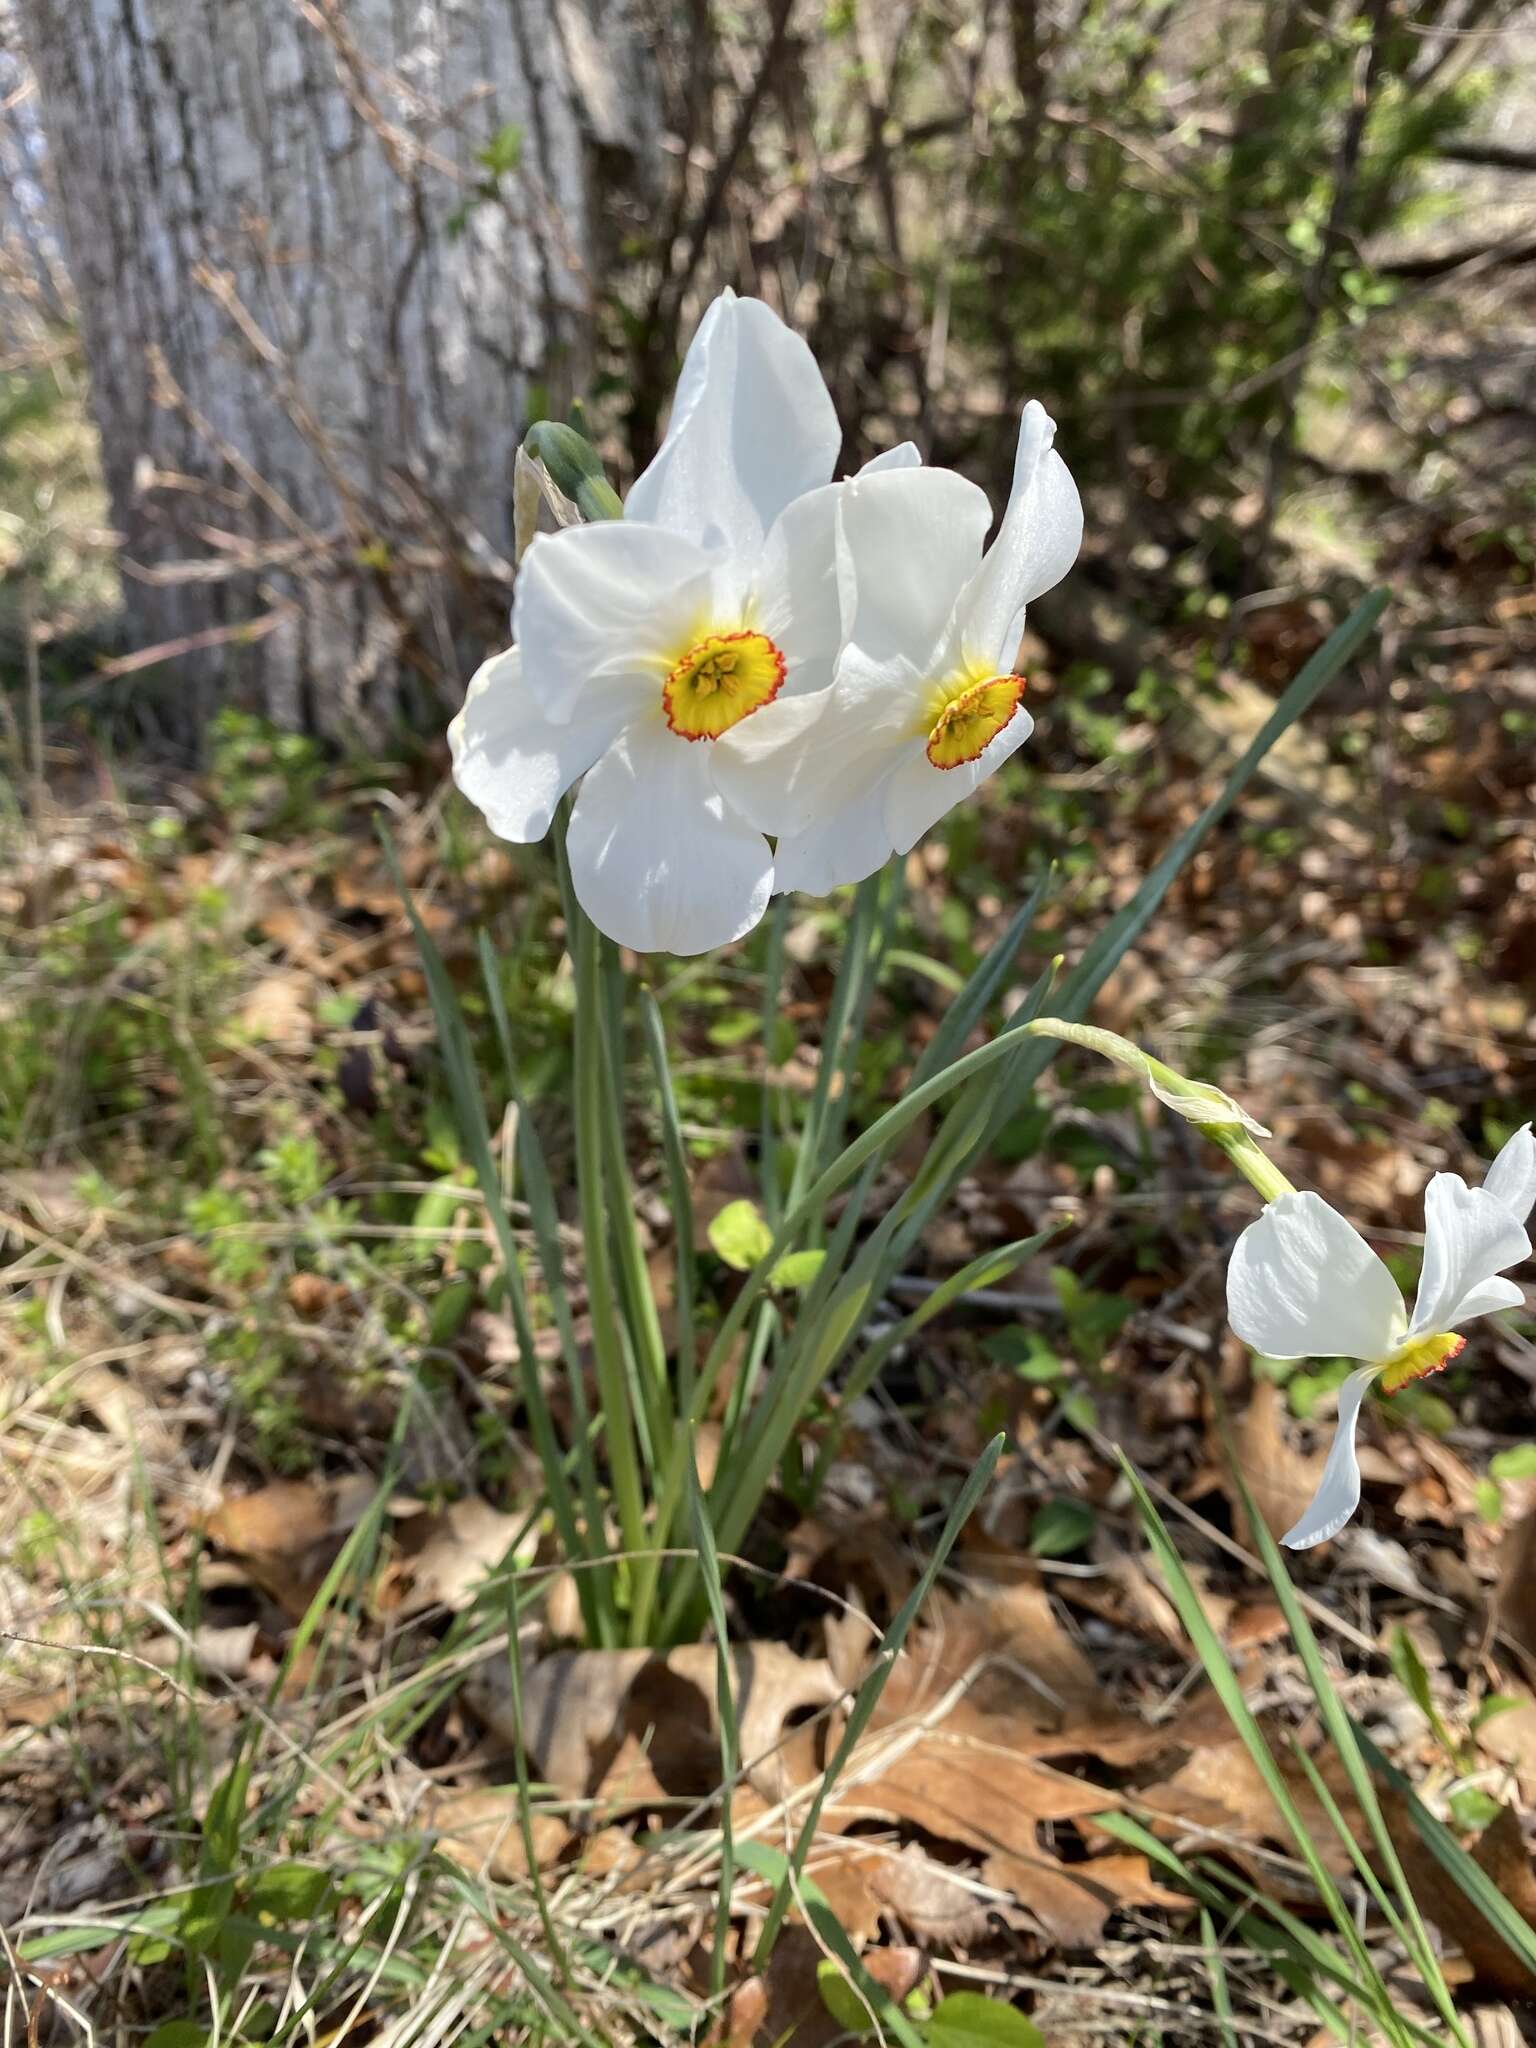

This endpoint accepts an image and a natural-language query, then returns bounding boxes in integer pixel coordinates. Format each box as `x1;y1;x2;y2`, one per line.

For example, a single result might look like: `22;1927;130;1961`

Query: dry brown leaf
726;1930;925;2048
1468;2006;1524;2048
736;1834;1010;1947
845;1841;1000;1944
1395;1432;1496;1543
802;1584;1216;1948
1493;1505;1536;1676
1136;1736;1360;1886
287;1272;347;1318
783;1512;917;1620
333;858;404;918
141;1623;258;1679
981;1846;1185;1949
1473;1691;1536;1795
427;1791;570;1880
464;1642;839;1812
206;1475;377;1558
238;970;313;1047
1;1686;73;1729
204;1474;378;1618
1225;1380;1327;1545
71;1362;175;1455
574;1826;656;1885
378;1497;526;1618
1393;1800;1536;1998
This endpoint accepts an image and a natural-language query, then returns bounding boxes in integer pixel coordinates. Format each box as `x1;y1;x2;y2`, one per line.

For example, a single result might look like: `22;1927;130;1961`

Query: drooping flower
1227;1124;1536;1549
451;290;857;955
712;403;1082;893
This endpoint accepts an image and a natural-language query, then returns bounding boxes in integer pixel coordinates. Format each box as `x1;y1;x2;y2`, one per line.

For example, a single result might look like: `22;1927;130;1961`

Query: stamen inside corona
664;630;786;741
1380;1330;1465;1395
922;671;1026;770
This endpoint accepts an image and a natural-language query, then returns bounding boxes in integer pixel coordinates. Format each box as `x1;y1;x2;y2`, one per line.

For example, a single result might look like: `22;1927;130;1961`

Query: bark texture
16;0;657;737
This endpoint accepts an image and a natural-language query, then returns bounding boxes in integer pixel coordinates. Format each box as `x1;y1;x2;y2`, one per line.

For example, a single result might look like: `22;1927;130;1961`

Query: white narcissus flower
712;403;1082;893
1227;1124;1536;1549
451;290;859;956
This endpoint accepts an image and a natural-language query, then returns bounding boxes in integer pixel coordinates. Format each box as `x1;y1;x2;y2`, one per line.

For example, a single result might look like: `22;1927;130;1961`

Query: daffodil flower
1227;1125;1536;1549
713;403;1081;893
451;290;863;955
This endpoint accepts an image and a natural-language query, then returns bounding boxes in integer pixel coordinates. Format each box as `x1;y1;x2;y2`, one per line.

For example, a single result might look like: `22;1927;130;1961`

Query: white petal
880;701;1036;858
712;644;919;838
624;292;840;554
709;691;839;834
856;441;922;474
774;773;901;895
513;522;716;723
1282;1367;1378;1549
956;401;1083;670
1226;1192;1405;1361
838;467;991;673
449;646;641;842
1409;1173;1531;1337
1484;1123;1536;1226
752;483;848;701
565;719;773;955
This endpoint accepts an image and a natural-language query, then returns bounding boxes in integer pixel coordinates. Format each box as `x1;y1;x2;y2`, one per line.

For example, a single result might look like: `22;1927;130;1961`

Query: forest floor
3;364;1536;2045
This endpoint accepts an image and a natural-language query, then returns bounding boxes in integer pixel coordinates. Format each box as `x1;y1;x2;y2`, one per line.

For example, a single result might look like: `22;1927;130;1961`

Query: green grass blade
478;932;613;1643
711;1272;874;1567
734;1842;929;2048
752;1433;1003;1964
697;1010;1041;1404
566;895;650;1633
1222;1439;1470;2045
816;866;901;1172
651;1015;1047;1638
1117;1455;1409;2040
499;1584;571;1982
1213;1865;1452;2048
1200;1906;1240;2048
758;897;791;1224
805;1231;1056;1498
599;935;674;1464
987;589;1391;1137
1100;1816;1431;2048
382;833;593;1608
789;875;881;1206
641;988;696;1419
1353;1721;1536;1985
1057;591;1387;1018
910;867;1052;1089
436;1866;608;2048
688;1448;739;2003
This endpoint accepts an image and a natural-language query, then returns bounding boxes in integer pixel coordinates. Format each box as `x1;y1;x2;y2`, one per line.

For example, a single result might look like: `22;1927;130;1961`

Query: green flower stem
651;1014;1045;1641
789;873;881;1209
641;989;696;1420
1021;1015;1297;1207
1207;1126;1297;1205
758;897;790;1223
597;937;673;1473
568;887;649;1631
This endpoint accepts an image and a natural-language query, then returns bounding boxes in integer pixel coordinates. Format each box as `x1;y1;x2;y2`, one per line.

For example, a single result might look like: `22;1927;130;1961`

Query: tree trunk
15;0;658;740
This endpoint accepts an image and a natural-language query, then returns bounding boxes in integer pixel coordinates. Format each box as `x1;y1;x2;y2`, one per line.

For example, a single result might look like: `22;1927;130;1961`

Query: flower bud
521;421;624;524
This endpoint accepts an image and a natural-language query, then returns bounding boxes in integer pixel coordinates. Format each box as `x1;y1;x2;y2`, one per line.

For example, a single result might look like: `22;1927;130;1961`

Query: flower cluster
450;291;1081;954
